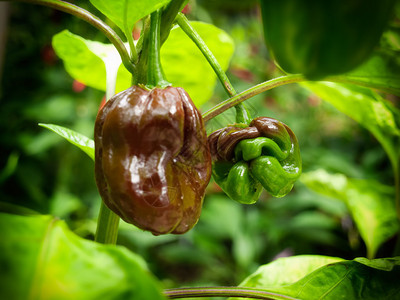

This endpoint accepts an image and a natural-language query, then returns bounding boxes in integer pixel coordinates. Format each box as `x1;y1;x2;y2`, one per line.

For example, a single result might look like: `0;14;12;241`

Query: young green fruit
208;117;301;204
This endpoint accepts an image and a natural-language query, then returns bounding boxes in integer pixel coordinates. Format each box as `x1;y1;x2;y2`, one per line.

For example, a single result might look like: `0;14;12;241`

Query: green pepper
208;117;301;204
259;0;396;79
94;86;211;235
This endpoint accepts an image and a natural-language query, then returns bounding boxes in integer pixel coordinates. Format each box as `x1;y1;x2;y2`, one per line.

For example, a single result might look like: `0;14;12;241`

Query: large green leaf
161;22;235;106
39;123;95;161
301;169;399;258
52;30;130;94
53;23;235;107
331;50;400;96
237;255;400;300
302;82;400;171
0;213;166;300
238;255;344;290
89;0;170;38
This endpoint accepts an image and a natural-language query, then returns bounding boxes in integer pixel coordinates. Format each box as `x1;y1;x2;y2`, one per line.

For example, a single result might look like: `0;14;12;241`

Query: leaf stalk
164;286;298;300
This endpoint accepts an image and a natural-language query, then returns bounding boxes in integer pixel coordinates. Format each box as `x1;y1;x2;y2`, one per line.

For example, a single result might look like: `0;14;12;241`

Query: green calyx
209;117;302;204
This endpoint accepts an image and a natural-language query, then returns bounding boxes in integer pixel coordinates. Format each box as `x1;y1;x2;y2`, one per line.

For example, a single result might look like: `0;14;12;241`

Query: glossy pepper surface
208;117;301;204
95;86;211;235
260;0;396;79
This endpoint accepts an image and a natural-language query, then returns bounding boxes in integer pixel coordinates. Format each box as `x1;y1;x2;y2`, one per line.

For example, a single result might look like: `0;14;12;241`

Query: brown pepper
95;86;211;235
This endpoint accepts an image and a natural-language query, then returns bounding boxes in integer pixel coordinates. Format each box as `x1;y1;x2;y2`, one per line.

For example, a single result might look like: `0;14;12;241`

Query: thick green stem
175;12;251;124
164;287;298;300
202;75;305;122
143;9;170;88
7;0;135;75
95;64;121;244
161;0;187;45
95;202;120;244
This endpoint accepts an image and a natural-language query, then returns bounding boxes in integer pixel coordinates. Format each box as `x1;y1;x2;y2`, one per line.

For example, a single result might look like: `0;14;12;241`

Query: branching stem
161;0;187;44
175;12;251;124
202;75;305;122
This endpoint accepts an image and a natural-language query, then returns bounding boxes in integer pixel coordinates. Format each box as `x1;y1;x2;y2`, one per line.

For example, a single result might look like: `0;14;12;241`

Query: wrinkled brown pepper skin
95;86;211;235
208;117;296;162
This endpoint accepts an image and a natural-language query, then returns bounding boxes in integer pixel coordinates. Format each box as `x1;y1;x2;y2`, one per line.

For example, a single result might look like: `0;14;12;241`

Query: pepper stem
146;9;171;89
235;104;251;125
202;75;305;122
161;0;187;45
164;286;294;299
175;13;251;124
95;202;120;244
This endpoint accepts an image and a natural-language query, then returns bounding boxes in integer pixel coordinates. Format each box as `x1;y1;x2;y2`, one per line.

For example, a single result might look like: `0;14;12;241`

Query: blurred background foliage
0;0;398;291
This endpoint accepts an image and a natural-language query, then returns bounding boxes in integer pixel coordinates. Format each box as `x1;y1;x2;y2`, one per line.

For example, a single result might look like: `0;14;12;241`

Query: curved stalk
161;0;187;45
202;74;305;122
164;286;298;300
176;12;235;97
8;0;135;74
175;12;251;124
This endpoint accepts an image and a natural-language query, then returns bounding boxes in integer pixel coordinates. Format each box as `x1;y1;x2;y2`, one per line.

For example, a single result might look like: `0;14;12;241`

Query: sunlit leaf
52;30;130;93
52;24;235;107
236;255;400;300
0;213;166;300
39;123;94;161
237;255;343;291
89;0;171;38
161;22;235;107
302;82;400;171
301;169;399;258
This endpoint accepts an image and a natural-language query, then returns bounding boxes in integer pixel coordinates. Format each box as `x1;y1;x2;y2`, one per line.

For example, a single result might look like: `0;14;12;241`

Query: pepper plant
1;0;400;299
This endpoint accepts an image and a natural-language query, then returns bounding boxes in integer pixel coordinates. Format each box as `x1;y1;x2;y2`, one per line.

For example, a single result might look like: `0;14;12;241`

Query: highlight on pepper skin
94;86;211;235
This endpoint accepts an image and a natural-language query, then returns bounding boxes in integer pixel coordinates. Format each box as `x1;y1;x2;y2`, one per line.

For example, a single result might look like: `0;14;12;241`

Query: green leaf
0;213;166;300
52;30;130;93
39;123;94;161
53;24;235;107
238;255;343;291
161;22;235;107
301;169;399;258
89;0;171;37
302;82;400;171
237;255;400;300
331;50;400;96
